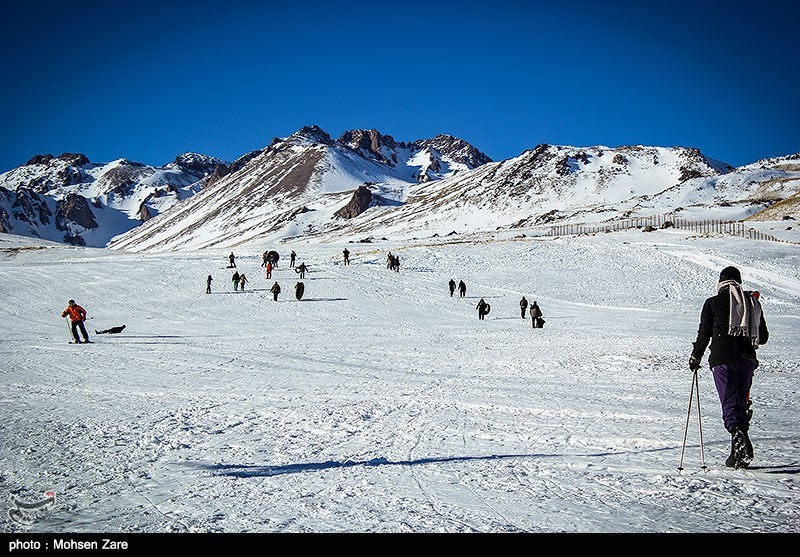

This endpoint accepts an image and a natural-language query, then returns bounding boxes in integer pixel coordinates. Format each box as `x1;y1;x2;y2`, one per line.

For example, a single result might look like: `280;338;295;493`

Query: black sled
95;325;126;334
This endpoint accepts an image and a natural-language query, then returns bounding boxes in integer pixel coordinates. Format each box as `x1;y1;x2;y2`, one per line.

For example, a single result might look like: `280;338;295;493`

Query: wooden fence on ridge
545;213;798;244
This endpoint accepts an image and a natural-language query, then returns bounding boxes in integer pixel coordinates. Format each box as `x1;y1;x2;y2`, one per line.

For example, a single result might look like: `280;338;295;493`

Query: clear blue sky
1;0;797;173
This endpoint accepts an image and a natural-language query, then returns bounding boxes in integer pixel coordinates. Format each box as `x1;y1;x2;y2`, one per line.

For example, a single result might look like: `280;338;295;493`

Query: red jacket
61;304;86;322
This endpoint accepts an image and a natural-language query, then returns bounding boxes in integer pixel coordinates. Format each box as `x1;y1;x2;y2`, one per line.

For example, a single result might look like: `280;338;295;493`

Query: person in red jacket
61;299;90;344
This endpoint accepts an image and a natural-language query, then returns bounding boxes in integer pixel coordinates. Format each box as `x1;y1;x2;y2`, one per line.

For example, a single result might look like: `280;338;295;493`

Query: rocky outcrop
137;202;153;222
12;188;51;225
334;185;372;219
340;129;403;165
205;164;231;187
414;134;492;168
292;125;333;145
55;193;97;231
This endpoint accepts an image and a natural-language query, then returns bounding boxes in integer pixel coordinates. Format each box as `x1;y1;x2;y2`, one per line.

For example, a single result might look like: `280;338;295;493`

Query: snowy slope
1;228;798;533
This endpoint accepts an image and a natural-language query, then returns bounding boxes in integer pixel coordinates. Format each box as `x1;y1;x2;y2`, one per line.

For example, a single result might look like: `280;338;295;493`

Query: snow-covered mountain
110;128;800;251
0;152;226;246
108;126;493;251
4;126;799;252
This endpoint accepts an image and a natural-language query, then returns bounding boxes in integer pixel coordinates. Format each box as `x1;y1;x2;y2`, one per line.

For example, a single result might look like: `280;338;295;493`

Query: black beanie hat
719;266;742;284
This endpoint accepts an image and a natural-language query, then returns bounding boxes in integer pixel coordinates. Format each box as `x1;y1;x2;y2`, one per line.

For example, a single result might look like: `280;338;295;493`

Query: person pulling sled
61;299;90;344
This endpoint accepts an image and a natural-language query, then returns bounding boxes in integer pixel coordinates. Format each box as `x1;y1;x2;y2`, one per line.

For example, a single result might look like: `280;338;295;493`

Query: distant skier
343;248;350;266
530;301;543;328
449;279;456;297
206;275;213;294
296;262;307;279
61;299;90;344
295;281;305;300
476;298;490;320
689;265;769;469
458;280;467;298
232;271;241;291
239;273;248;291
270;281;281;301
520;296;529;319
290;250;297;268
229;252;236;268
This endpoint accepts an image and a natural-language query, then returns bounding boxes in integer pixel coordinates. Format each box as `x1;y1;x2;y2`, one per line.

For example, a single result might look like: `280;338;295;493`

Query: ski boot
726;429;751;469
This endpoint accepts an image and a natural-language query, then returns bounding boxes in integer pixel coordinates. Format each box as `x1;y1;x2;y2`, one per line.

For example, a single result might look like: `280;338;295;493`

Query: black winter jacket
691;287;769;368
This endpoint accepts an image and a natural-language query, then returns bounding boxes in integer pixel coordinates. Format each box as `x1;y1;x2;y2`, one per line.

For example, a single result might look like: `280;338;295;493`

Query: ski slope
1;229;798;533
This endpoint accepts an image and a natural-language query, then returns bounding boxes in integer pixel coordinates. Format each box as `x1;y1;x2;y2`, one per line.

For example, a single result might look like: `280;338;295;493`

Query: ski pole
694;369;707;470
678;369;707;472
677;369;696;472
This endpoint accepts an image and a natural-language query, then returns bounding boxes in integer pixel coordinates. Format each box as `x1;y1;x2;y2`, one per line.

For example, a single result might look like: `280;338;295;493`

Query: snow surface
1;228;798;534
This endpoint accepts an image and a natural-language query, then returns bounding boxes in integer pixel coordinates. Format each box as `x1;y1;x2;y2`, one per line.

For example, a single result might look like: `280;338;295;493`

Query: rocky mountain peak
339;129;402;164
413;134;492;168
171;152;227;175
290;125;333;145
24;153;90;167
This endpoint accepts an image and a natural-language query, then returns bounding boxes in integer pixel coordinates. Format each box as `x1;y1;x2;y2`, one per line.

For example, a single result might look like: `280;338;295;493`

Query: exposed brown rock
137;203;153;222
334;185;373;219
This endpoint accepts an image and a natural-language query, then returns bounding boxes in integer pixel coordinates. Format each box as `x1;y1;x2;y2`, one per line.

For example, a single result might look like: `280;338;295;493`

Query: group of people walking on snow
61;249;772;472
448;278;467;298
204;251;310;301
448;279;543;326
386;252;400;272
520;296;544;328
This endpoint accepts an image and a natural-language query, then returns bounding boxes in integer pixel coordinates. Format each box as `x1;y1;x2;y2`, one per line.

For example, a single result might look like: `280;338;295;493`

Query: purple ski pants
711;360;756;433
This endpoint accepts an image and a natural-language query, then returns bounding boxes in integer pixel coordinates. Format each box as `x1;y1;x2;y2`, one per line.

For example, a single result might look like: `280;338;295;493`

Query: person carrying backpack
689;266;769;469
529;301;543;328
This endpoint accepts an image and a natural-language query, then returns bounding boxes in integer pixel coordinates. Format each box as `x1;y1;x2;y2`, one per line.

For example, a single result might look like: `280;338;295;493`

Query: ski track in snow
0;230;798;533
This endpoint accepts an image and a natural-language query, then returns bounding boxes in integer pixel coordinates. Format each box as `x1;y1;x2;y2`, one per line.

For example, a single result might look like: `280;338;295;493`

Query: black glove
689;355;701;371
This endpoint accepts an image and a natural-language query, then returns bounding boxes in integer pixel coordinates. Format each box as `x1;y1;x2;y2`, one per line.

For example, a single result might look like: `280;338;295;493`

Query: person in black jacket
476;298;489;320
519;296;529;319
690;266;769;469
529;301;543;328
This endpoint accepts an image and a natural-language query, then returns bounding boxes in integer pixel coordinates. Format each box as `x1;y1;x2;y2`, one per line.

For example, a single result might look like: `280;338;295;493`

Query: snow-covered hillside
108;126;493;252
1;227;798;533
109;129;800;252
0;152;225;246
4;128;799;253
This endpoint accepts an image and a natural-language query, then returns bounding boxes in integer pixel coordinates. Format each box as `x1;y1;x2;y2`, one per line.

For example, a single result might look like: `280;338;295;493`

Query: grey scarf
717;279;763;347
